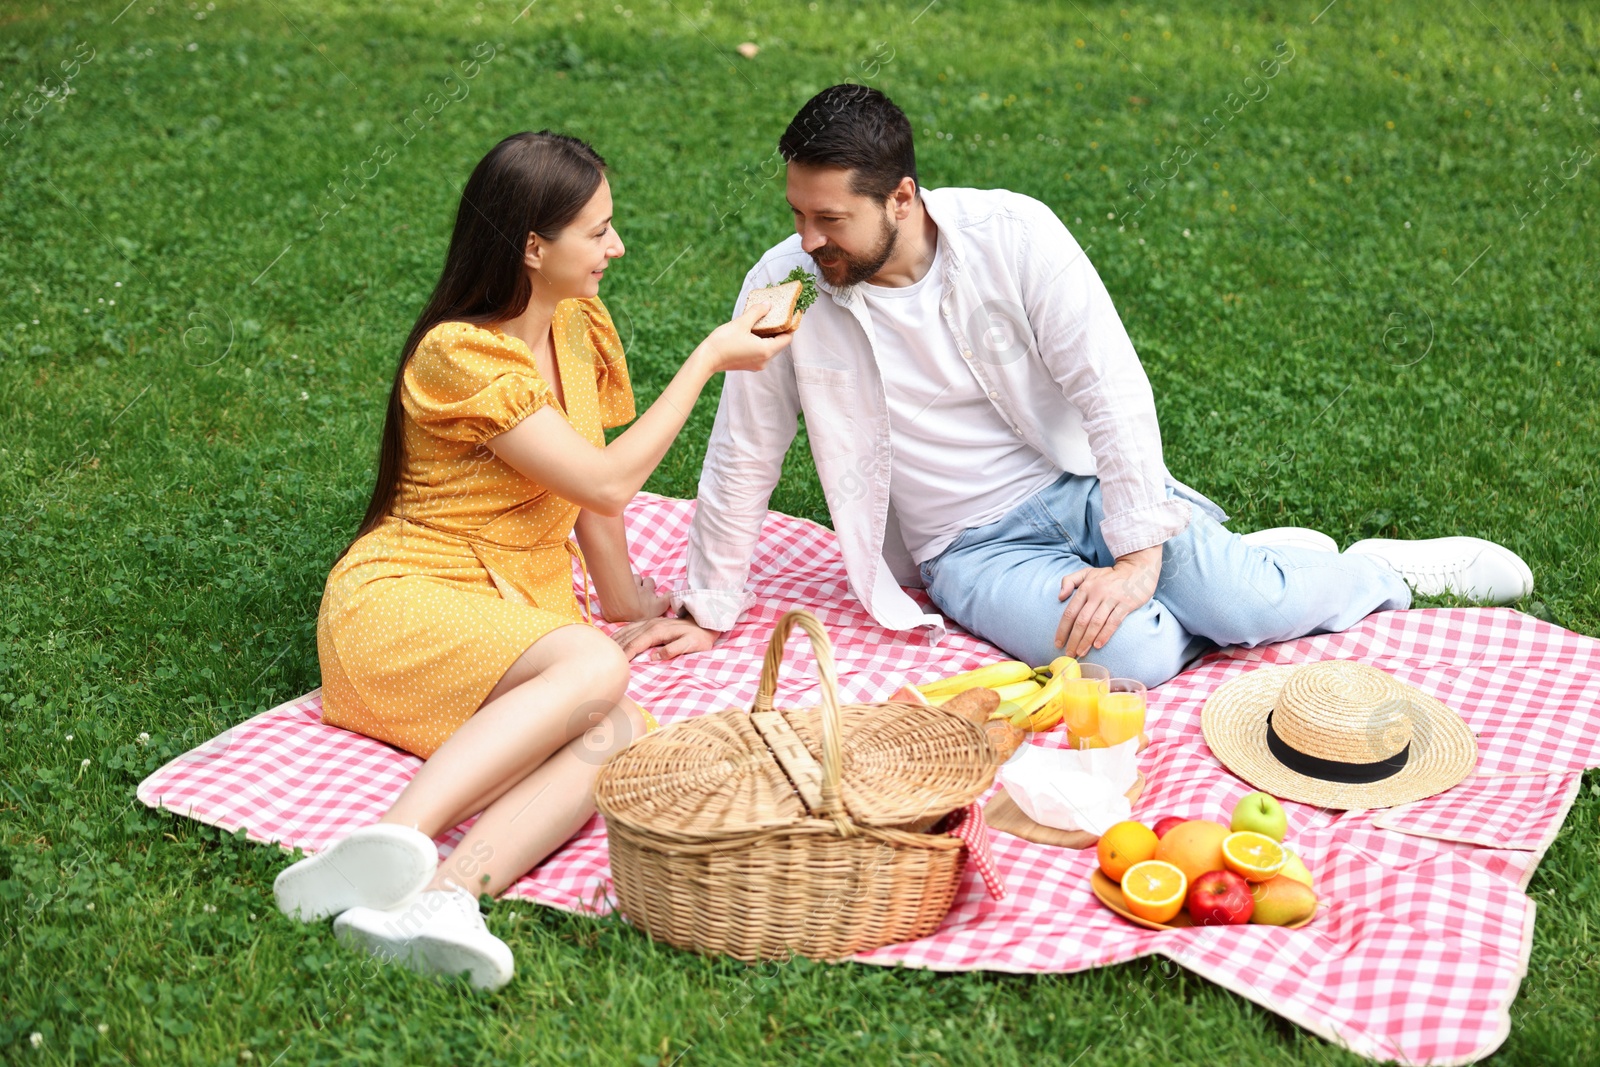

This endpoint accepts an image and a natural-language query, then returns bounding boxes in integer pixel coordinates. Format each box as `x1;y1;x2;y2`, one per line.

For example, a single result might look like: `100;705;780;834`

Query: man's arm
1018;200;1190;557
1018;201;1190;655
614;263;803;660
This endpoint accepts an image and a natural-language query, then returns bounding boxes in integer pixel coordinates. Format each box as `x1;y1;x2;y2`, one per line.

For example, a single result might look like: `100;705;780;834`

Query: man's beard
811;214;898;288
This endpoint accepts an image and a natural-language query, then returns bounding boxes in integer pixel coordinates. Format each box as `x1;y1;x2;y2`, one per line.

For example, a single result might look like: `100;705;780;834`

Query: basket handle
751;610;849;828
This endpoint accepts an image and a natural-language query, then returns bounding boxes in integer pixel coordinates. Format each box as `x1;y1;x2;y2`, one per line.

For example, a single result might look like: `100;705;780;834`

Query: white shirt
677;186;1225;639
860;235;1062;563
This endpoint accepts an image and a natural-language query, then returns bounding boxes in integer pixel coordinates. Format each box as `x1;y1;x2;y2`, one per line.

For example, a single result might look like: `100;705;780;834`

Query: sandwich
743;267;819;337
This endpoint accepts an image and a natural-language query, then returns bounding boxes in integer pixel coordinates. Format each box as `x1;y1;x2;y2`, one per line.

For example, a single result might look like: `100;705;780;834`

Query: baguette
936;687;1024;763
938;687;1001;724
982;718;1027;763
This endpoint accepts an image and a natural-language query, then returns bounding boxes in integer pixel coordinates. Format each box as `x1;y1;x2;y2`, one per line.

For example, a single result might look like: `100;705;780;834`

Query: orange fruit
1152;819;1230;886
1120;860;1187;924
1097;821;1159;882
1221;831;1287;882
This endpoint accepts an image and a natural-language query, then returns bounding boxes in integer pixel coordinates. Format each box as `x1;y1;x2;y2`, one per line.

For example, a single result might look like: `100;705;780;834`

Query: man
616;85;1532;685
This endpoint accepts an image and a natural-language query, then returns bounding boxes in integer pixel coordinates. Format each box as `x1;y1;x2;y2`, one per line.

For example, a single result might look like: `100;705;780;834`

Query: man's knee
1080;600;1196;689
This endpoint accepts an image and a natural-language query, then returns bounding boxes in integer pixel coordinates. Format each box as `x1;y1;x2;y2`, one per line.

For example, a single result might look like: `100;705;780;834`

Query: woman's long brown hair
339;131;607;560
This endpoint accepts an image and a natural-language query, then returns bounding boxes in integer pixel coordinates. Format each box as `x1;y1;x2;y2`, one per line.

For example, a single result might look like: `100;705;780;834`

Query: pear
1280;849;1314;889
1249;875;1317;926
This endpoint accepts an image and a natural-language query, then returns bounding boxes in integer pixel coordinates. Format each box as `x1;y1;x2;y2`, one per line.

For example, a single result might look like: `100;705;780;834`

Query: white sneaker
274;824;438;922
1345;536;1534;604
333;884;515;991
1239;526;1340;554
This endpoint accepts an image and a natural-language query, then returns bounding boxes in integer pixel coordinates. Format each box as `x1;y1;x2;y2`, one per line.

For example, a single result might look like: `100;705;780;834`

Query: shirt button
961;348;973;359
988;391;999;399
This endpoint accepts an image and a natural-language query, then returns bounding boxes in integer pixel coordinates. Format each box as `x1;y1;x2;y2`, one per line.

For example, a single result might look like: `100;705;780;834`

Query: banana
997;664;1092;731
1049;655;1082;680
917;660;1035;702
987;674;1059;729
1027;700;1069;733
995;657;1084;729
993;679;1044;703
988;680;1044;722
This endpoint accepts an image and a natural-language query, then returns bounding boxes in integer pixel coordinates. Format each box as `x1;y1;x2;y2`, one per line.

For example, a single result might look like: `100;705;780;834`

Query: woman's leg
378;623;636;848
425;698;644;897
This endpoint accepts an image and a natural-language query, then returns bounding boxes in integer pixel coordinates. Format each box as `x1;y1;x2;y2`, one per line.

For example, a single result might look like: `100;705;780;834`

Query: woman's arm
573;509;669;622
486;305;785;517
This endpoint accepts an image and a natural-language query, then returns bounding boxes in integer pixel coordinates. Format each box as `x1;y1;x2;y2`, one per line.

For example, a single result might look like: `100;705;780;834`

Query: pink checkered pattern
1372;773;1585;852
946;803;1006;901
138;493;1600;1066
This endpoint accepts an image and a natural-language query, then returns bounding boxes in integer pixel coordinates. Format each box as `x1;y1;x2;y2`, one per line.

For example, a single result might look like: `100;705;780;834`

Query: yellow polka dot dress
316;298;636;759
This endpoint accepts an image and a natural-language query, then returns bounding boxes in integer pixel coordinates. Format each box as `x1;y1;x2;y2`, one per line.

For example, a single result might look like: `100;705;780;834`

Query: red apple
1186;869;1254;926
1153;816;1186;840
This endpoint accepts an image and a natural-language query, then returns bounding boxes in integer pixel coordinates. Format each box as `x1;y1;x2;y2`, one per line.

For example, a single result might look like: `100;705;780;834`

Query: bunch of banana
911;657;1084;733
912;661;1035;704
995;655;1083;731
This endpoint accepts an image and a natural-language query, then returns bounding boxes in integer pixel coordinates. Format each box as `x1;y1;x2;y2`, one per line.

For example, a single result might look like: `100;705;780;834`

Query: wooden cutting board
983;771;1146;849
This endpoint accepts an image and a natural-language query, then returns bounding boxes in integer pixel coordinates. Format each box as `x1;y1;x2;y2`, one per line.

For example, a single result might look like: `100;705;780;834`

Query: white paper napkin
994;739;1141;838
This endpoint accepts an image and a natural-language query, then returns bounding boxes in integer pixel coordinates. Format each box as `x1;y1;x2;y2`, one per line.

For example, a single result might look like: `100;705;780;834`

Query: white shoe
1345;536;1533;604
1239;526;1339;554
333;884;515;991
274;824;438;922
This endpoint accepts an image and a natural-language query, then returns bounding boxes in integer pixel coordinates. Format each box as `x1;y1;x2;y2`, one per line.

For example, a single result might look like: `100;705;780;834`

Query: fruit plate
1089;870;1316;931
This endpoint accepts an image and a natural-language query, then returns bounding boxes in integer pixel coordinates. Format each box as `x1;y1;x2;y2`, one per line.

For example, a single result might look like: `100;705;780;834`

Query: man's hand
1054;544;1163;658
612;616;720;662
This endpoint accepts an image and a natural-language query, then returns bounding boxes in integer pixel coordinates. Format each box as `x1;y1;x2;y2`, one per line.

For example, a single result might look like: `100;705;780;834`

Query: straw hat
1201;660;1477;810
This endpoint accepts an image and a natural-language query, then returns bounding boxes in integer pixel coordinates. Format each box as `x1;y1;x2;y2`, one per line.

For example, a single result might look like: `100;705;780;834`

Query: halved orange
1120;860;1187;924
1221;831;1288;882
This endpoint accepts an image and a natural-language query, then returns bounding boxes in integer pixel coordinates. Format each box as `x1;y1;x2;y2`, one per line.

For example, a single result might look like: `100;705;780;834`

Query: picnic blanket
138;493;1600;1066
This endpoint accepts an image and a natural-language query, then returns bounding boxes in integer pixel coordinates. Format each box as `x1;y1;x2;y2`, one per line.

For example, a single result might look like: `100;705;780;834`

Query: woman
272;131;787;989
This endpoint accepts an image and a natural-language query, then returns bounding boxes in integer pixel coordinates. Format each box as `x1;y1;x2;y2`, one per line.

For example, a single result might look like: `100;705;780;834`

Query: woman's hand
596;573;672;623
695;304;793;374
632;573;672;620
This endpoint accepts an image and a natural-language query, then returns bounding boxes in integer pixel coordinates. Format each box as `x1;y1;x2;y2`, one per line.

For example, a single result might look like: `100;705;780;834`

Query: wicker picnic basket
595;609;999;962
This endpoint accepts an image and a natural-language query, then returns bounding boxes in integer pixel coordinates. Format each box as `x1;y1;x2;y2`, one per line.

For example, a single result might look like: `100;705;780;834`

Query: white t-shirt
860;235;1062;563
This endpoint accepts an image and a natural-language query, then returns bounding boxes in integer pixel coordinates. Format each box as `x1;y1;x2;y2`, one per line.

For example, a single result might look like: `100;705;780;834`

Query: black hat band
1265;711;1410;785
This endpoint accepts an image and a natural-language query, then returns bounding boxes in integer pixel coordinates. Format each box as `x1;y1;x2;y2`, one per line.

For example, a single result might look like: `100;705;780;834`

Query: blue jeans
917;473;1412;687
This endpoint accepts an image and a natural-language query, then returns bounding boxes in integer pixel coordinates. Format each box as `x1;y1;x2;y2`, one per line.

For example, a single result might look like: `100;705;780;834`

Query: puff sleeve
574;298;637;430
401;322;556;444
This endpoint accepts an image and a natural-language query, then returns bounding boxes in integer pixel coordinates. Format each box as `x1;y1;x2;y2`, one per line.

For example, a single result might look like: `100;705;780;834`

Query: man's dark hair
778;84;917;202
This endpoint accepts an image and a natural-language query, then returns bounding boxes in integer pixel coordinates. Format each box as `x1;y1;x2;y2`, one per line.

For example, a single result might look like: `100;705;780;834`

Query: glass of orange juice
1098;678;1147;746
1059;663;1110;746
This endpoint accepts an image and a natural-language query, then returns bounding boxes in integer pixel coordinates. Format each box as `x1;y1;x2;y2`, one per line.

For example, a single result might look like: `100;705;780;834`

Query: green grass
3;0;1598;1062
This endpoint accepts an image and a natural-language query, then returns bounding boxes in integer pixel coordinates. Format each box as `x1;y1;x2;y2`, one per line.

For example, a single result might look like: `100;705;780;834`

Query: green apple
1230;791;1288;842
